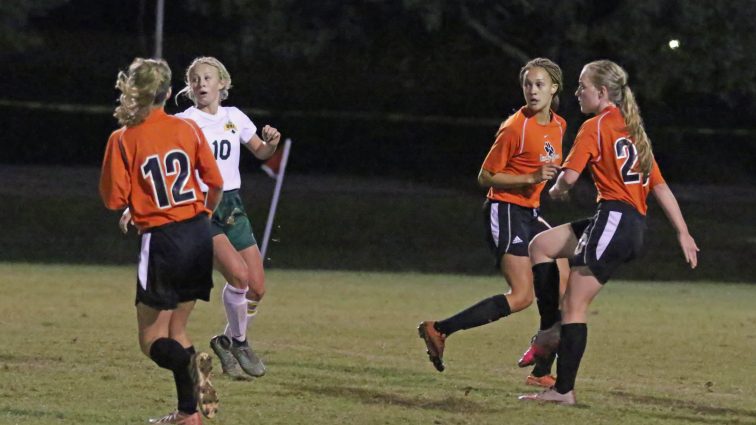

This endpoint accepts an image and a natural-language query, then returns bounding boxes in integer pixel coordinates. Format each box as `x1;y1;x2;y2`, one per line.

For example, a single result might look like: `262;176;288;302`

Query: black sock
532;262;561;330
185;345;196;356
232;337;248;347
149;338;197;414
435;295;511;336
174;369;196;414
554;323;587;394
531;351;556;377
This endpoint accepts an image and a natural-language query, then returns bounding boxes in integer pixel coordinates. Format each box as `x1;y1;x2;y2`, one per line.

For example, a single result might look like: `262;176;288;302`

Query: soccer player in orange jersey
519;60;699;405
100;58;224;424
119;57;281;380
418;58;569;386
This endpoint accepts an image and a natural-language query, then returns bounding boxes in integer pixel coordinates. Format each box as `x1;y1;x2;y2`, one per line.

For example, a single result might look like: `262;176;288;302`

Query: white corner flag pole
154;0;164;59
261;138;292;260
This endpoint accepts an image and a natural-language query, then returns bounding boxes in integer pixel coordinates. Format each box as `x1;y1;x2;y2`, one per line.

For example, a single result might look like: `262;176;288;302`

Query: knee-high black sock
435;295;511;336
532;262;561;330
149;338;197;414
554;323;587;394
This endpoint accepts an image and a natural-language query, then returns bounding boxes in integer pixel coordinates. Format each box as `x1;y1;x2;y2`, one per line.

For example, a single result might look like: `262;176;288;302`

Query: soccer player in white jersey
173;56;281;379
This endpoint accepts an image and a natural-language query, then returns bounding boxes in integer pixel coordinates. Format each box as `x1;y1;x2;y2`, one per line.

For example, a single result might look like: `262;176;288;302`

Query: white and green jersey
176;106;257;191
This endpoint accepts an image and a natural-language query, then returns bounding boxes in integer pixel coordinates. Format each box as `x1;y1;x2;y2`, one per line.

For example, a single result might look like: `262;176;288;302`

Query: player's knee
227;266;249;290
507;291;534;312
247;282;265;300
246;270;265;300
529;237;547;263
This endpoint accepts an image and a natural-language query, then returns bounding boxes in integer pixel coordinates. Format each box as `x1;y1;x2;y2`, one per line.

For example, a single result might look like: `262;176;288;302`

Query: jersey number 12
141;149;197;209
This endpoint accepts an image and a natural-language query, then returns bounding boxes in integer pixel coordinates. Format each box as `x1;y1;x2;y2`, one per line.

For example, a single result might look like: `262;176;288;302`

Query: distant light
668;39;680;49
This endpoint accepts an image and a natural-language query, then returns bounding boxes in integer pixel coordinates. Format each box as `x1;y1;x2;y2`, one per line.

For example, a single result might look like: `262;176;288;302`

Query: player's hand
119;208;133;234
678;232;699;269
532;164;561;183
262;125;281;147
549;185;570;201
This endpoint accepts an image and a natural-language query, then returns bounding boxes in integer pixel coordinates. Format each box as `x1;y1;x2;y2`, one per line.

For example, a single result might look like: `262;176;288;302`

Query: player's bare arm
478;163;559;189
651;183;699;268
244;125;281;160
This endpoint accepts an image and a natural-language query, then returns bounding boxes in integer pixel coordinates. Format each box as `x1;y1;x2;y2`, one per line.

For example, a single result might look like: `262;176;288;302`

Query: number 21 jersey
563;105;665;215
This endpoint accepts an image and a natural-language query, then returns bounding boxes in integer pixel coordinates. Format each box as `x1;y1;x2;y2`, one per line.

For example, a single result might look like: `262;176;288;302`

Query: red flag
261;148;283;178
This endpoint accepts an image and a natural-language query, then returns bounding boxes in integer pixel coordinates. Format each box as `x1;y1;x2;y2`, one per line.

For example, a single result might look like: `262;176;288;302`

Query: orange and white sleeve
99;130;131;210
648;159;666;188
481;127;518;174
563;123;599;175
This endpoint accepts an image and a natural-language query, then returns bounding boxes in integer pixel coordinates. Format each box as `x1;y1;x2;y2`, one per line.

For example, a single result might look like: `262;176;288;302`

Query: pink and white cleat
518;388;576;405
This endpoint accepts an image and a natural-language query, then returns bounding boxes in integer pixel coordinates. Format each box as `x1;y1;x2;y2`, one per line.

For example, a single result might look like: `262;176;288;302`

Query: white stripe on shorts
504;204;513;253
490;203;500;248
537;216;552;229
138;233;152;290
596;211;622;260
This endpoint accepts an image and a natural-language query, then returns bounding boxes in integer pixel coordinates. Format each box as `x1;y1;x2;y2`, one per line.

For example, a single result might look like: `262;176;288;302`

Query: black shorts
135;214;214;310
569;200;646;284
484;199;553;266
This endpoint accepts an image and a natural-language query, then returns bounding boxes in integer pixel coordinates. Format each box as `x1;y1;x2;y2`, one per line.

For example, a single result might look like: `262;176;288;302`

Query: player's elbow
102;198;125;211
478;170;492;188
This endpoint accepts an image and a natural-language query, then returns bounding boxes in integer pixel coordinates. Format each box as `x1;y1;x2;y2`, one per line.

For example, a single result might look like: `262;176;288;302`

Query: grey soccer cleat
229;340;266;378
209;335;248;380
531;321;562;361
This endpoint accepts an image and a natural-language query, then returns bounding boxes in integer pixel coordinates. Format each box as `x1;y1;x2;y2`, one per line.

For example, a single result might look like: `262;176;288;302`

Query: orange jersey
481;107;565;208
563;105;665;215
99;108;223;229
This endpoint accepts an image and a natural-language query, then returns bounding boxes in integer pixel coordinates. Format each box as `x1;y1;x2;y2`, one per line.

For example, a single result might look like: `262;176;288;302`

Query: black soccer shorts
135;214;214;310
484;199;553;267
569;200;646;284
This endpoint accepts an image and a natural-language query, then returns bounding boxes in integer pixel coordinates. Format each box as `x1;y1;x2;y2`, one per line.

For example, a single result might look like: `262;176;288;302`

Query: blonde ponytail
619;85;653;176
114;58;172;127
585;60;653;177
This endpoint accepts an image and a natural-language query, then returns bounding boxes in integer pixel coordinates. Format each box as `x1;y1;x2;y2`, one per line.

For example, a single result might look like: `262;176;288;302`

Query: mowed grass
1;263;755;425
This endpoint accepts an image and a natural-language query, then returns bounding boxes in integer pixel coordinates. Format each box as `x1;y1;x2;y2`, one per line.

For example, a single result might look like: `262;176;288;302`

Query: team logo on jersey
540;141;560;162
224;121;237;134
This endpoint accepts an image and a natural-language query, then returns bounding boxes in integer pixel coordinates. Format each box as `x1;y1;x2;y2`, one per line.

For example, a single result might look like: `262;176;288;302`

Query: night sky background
2;0;755;186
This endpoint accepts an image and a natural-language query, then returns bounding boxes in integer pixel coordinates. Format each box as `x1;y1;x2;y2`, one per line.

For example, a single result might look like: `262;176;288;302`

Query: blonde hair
519;57;563;111
113;58;171;127
584;60;653;176
176;56;232;105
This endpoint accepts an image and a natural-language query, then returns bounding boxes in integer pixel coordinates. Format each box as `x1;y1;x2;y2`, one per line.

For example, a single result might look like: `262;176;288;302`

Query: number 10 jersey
177;106;257;192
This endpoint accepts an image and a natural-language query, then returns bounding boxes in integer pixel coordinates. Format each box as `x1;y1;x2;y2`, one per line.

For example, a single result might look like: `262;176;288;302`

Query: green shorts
210;189;257;251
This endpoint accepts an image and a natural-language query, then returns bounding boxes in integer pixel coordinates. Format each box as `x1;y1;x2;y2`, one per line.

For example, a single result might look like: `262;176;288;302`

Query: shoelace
153;411;182;424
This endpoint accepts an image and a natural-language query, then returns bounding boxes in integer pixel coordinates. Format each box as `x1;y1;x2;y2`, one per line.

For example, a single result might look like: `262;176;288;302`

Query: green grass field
2;165;755;282
1;263;754;425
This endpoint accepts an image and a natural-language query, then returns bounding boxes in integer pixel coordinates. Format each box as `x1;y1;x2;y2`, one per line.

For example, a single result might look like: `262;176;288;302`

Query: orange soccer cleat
525;374;556;388
417;321;446;372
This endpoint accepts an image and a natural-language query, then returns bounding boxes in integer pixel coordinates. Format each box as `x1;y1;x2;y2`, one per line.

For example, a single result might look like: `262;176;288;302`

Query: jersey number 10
211;139;231;160
141;150;197;209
